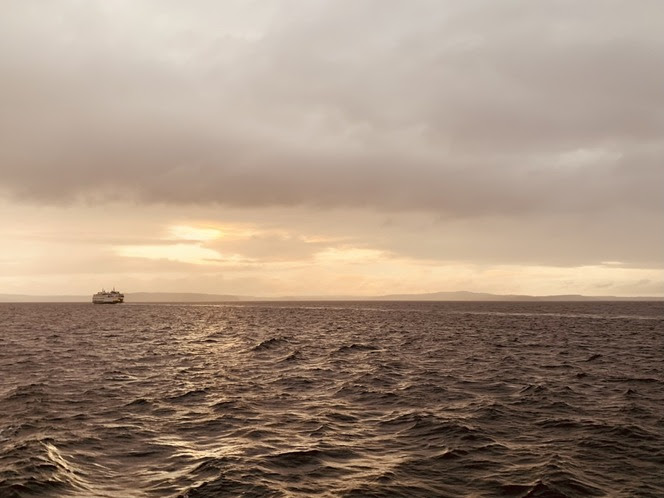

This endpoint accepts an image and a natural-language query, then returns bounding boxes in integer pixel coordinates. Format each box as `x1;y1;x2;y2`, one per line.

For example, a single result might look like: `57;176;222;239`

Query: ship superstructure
92;288;124;304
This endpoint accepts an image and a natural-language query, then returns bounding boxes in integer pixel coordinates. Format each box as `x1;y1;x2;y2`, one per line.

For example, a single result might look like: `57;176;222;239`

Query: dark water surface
1;301;663;497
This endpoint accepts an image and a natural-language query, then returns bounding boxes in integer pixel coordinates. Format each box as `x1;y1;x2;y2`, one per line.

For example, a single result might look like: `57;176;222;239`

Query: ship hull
92;289;124;304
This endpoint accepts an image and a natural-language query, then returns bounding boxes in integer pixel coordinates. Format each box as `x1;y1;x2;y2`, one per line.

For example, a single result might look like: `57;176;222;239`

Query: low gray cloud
1;1;662;217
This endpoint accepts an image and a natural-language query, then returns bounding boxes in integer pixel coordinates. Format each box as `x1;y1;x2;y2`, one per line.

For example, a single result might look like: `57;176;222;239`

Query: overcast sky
1;0;662;297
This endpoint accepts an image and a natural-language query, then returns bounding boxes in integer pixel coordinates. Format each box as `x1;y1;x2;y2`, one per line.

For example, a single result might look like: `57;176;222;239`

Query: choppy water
1;301;663;497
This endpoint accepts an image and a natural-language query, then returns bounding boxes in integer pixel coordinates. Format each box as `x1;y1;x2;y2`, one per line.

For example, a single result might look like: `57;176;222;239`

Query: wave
251;336;291;352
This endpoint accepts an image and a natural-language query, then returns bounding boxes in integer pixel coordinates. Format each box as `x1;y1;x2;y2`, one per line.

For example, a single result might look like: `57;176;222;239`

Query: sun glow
169;225;223;241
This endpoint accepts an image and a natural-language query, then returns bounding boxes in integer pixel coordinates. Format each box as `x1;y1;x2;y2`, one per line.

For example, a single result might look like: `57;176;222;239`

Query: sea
0;301;662;497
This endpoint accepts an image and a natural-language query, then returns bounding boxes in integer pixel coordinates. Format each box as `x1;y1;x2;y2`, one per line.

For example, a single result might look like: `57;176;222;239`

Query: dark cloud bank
1;2;661;207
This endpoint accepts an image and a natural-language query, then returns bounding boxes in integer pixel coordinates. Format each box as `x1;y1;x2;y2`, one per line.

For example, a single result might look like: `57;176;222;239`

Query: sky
1;0;663;297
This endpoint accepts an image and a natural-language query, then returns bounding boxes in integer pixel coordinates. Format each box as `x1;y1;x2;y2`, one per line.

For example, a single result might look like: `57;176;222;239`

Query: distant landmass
126;292;241;303
365;291;663;302
0;290;661;303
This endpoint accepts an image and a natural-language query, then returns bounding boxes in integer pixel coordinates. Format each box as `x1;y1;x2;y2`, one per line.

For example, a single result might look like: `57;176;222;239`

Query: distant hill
0;294;88;303
0;290;661;303
125;292;240;303
366;291;663;302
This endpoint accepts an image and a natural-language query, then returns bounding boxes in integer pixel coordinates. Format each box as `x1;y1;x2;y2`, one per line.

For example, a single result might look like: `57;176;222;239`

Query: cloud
0;0;662;219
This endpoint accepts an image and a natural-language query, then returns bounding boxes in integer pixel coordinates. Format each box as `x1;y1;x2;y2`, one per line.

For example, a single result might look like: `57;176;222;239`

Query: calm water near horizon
1;301;663;497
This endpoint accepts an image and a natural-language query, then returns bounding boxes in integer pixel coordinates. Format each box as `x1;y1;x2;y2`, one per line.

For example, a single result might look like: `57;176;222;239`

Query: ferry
92;288;125;304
